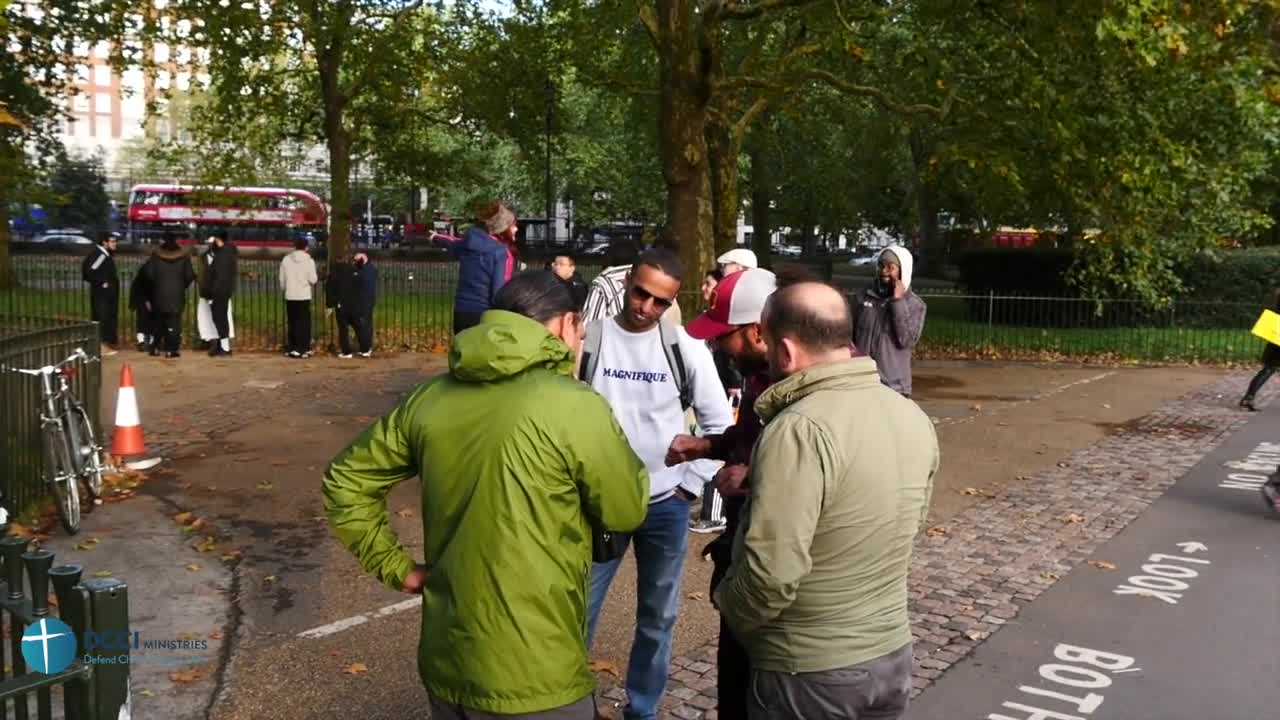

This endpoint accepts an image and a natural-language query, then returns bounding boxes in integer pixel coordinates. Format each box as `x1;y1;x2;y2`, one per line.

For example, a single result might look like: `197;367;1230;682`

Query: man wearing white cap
717;248;758;276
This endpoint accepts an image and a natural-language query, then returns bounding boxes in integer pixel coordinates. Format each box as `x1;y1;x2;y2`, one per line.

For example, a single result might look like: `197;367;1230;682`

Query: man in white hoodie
578;247;732;720
279;238;319;358
853;245;927;397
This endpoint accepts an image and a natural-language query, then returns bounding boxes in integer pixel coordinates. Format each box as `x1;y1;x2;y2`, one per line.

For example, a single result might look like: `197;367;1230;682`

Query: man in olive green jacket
715;282;939;720
323;271;650;719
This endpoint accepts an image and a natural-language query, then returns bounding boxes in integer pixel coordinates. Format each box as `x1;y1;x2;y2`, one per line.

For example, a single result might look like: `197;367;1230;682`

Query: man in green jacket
715;282;939;720
323;270;650;719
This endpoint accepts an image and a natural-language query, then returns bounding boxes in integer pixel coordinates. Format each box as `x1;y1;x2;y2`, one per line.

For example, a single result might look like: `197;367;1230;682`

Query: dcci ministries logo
22;618;77;674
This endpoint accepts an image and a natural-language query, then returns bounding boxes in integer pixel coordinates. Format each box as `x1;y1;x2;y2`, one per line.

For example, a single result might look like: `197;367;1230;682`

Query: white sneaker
338;353;354;359
287;351;302;358
689;519;727;534
358;351;372;358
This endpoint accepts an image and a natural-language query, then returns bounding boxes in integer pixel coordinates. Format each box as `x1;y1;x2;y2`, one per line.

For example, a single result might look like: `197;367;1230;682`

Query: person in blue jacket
441;201;517;334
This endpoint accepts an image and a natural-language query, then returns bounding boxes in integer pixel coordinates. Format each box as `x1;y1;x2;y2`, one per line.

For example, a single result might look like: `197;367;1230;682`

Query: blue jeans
587;495;691;720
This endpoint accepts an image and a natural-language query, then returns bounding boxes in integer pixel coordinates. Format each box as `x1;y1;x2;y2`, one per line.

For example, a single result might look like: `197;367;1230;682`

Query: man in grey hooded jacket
853;245;927;397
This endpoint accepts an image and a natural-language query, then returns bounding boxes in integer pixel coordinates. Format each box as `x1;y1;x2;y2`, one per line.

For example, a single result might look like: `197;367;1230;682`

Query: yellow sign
1250;309;1280;346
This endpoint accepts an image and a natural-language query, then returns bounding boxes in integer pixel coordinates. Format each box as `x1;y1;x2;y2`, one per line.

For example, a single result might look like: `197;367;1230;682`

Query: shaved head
763;282;852;353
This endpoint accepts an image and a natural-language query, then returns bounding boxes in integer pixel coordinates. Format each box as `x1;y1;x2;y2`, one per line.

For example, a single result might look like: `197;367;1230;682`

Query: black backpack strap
658;319;692;411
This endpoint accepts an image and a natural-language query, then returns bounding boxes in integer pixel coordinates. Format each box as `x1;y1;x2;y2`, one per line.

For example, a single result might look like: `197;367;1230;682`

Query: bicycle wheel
66;405;105;505
43;422;81;535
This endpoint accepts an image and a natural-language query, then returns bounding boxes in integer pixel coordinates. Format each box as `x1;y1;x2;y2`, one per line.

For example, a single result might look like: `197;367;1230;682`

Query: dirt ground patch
94;350;1228;709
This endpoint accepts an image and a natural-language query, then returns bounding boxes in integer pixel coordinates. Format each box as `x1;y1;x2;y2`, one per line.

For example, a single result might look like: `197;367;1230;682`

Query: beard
734;350;769;375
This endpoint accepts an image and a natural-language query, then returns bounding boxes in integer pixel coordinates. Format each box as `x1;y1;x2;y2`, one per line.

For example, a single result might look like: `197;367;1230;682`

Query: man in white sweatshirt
279;238;319;358
579;247;733;720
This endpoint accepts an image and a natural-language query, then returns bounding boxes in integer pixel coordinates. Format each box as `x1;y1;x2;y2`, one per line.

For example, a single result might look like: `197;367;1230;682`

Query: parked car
774;245;802;257
848;249;878;267
32;229;92;244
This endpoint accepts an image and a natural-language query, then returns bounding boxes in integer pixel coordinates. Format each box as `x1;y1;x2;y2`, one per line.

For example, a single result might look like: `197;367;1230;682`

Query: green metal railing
0;322;102;516
0;534;130;719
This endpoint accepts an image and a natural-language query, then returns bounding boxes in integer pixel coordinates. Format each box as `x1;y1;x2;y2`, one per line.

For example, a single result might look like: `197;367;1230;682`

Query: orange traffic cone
110;364;145;457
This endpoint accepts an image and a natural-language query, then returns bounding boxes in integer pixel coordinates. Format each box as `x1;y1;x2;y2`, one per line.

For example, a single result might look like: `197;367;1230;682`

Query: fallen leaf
221;551;243;562
193;537;217;553
7;523;34;538
182;526;199;535
94;570;113;578
970;403;983;412
190;518;208;531
342;662;368;675
206;485;217;491
46;593;59;609
169;669;204;683
263;575;278;583
1061;513;1086;524
687;592;704;601
960;487;982;496
139;689;156;698
209;631;224;640
329;650;340;657
1040;571;1060;581
173;511;195;525
589;659;621;678
74;540;99;551
394;508;414;518
925;526;949;537
185;564;201;572
257;481;274;491
1088;560;1117;570
176;481;193;490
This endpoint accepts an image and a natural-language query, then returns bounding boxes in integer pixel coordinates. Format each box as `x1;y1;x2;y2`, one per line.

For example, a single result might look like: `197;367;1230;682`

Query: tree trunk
909;124;939;276
657;0;714;290
747;128;773;269
707;120;740;258
326;126;353;263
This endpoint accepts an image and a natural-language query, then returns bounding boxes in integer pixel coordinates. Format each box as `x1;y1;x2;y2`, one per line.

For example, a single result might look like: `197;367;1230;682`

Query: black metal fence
2;252;1269;364
910;290;1264;363
0;322;102;516
1;253;611;354
0;534;131;719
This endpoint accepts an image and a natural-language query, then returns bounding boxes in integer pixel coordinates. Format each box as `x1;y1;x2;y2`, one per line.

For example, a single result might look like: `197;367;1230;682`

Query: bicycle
5;348;109;534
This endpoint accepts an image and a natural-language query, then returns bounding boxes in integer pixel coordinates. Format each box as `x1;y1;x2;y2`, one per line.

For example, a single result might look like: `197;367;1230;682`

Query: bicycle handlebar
3;347;98;376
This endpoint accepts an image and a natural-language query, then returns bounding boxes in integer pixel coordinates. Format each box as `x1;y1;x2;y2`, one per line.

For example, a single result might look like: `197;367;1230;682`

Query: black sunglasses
629;284;674;309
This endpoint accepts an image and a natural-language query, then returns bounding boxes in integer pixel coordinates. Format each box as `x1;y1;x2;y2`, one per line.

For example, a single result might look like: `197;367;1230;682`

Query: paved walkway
631;374;1261;720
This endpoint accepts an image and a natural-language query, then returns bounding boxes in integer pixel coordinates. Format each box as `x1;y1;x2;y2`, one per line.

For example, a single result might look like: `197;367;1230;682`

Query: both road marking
297;596;423;640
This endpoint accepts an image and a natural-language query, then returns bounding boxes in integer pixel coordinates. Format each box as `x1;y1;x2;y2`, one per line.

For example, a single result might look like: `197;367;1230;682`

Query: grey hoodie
279;249;318;301
853;246;927;396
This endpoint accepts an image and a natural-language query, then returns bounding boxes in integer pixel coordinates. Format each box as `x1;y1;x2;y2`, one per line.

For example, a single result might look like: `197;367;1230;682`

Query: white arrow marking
1177;541;1207;553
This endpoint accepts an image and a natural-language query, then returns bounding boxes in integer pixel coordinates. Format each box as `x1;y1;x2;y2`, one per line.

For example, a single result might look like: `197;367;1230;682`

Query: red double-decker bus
126;184;328;247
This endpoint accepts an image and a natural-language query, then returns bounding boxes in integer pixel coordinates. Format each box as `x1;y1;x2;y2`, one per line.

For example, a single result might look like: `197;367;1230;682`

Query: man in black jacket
326;253;377;357
548;254;588;310
81;231;119;351
145;238;195;357
201;233;238;356
128;255;156;352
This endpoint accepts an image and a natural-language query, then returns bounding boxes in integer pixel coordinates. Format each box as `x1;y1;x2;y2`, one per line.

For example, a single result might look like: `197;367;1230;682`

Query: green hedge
957;246;1280;329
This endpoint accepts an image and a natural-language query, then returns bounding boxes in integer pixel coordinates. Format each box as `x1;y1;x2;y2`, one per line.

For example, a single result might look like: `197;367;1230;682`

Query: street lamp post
544;78;555;246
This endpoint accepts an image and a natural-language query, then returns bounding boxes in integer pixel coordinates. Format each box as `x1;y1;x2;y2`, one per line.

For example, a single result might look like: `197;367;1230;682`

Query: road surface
907;405;1280;720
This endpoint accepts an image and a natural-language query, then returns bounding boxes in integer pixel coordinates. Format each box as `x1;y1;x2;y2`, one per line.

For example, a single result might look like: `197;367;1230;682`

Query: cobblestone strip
633;374;1258;719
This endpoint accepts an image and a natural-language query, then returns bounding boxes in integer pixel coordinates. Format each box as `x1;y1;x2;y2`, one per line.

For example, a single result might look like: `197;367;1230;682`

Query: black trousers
453;310;484;335
1244;343;1280;399
337;309;372;354
210;296;231;340
135;307;155;343
285;300;312;354
156;311;182;353
709;536;751;719
90;289;119;345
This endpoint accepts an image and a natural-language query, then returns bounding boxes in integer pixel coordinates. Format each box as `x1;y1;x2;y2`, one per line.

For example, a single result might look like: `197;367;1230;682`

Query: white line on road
931;370;1118;428
297;596;423;640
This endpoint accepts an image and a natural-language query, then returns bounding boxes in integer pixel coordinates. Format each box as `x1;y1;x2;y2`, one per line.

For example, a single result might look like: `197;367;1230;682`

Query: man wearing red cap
665;267;778;719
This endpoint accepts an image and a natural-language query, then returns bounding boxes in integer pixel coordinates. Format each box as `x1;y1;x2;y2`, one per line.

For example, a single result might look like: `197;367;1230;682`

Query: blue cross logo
22;618;76;674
